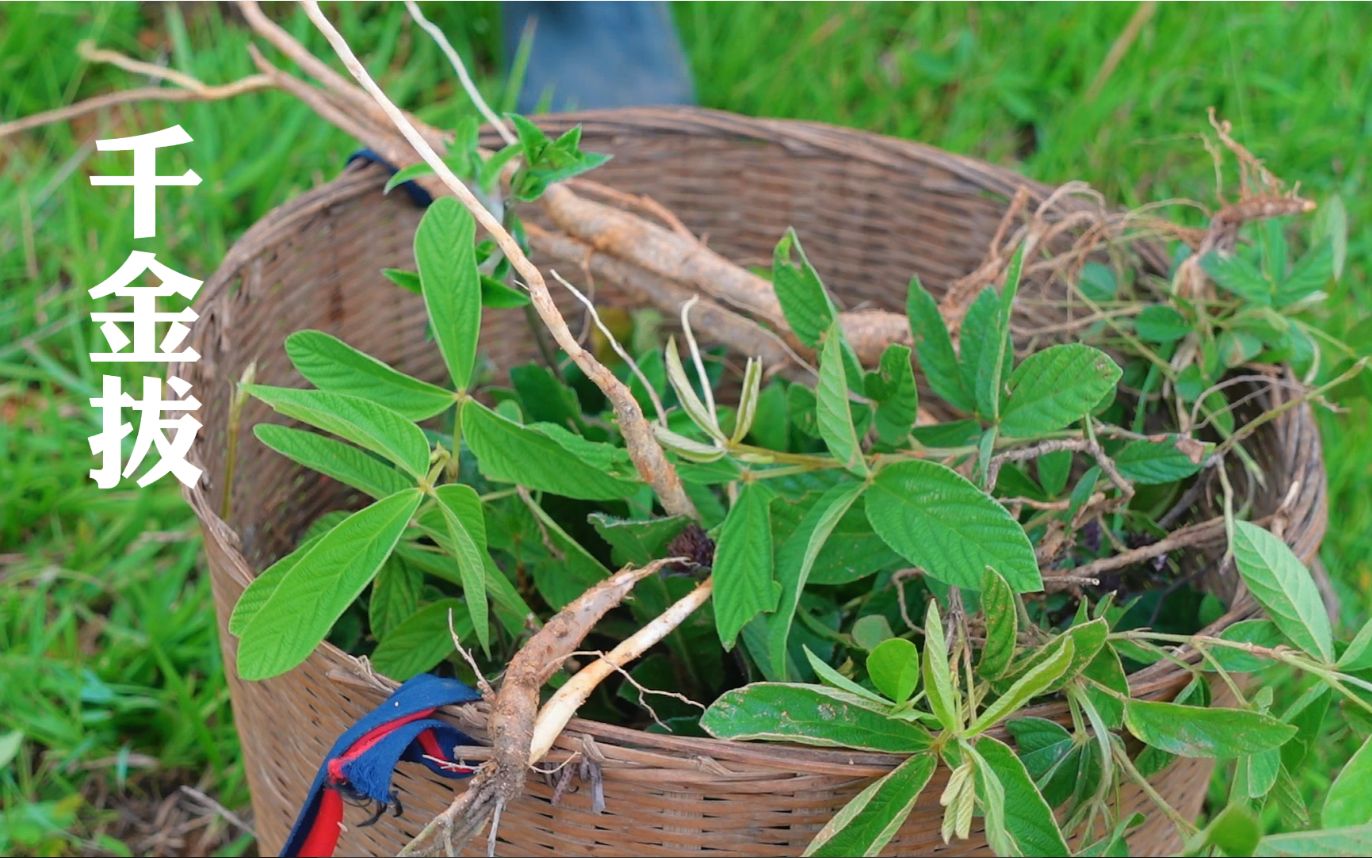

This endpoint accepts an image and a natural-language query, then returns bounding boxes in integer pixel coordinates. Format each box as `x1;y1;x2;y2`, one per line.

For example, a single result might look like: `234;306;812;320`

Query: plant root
399;558;682;856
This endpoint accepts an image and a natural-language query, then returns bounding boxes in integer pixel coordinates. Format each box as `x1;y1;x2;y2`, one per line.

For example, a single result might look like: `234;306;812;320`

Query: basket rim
184;105;1330;772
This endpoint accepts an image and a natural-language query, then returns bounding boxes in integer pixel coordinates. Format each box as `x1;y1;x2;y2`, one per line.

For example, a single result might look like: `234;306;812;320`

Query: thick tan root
398;560;680;856
541;183;910;365
529;577;713;763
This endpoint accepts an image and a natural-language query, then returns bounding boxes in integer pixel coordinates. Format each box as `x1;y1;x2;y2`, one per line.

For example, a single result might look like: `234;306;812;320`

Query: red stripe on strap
417;728;445;761
326;707;437;781
418;727;474;774
298;787;344;858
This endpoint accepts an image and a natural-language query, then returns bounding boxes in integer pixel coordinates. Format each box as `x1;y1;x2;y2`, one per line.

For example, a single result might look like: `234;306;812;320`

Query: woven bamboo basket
182;108;1328;857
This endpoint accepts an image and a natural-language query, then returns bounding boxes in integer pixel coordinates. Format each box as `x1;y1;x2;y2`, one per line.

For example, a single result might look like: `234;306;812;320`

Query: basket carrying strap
346;149;435;208
281;674;482;857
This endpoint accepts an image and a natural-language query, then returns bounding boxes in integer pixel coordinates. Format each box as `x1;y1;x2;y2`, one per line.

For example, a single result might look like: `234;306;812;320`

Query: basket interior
195;113;1139;569
182;107;1327;858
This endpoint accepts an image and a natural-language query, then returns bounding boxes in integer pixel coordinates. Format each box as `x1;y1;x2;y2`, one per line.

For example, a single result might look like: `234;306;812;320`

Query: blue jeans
503;2;696;112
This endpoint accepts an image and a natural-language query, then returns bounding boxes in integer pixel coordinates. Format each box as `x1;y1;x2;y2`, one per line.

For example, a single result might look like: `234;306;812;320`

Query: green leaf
804;753;937;857
907;276;973;412
384;267;529;308
1338;617;1372;672
370;599;472;680
462;401;641;500
508;119;609;199
1133;305;1191;344
432;484;491;652
1324;735;1372;827
237;489;423;679
803;647;891;707
478;275;531;308
768;482;867;678
973;243;1024;422
788;383;821;438
996;620;1107;699
1066;465;1101;521
713;483;779;650
773;229;837;349
588;513;691;567
246;385;431;480
978;567;1018;679
770;492;900;586
970;742;1014;857
1283;686;1332;773
817;322;868;476
229;531;325;636
701;683;932;753
999;344;1121;437
1207;620;1285;672
664;337;725;442
1203;251;1272;305
384;161;435;193
1245;747;1282;801
0;731;21;771
1271;765;1313;830
1123;699;1296;758
254;425;412;499
1037;449;1073;497
1254;825;1372;857
732;357;764;444
509;113;550;159
1194;804;1262;858
1218;329;1264;368
284;330;454;420
975;736;1070;856
975;426;997;487
383;267;422;295
415;197;482;391
866;638;920;704
655;425;726;462
500;496;610;610
1081;644;1129;729
959;289;1003;419
1006;717;1079;807
750;379;790;450
510;363;582;428
1260;218;1289;287
368;556;422;639
1320;195;1348;280
867;344;919;445
1275;240;1332;307
852;615;894;652
1231;521;1333;661
866;460;1040;591
969;638;1074;737
1079;262;1118;302
395;542;529;637
1114;436;1206;485
1133;678;1210;775
922;600;960;732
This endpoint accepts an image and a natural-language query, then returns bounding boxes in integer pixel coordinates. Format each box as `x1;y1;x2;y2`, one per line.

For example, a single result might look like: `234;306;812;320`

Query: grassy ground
1;3;1368;855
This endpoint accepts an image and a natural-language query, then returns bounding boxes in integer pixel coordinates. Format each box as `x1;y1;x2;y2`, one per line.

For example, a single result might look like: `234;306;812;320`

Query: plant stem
1117;630;1372;718
298;0;697;520
528;577;713;762
1113;743;1197;837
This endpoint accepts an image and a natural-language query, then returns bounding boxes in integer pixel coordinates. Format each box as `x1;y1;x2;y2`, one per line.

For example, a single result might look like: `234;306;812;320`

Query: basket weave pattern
183;108;1327;856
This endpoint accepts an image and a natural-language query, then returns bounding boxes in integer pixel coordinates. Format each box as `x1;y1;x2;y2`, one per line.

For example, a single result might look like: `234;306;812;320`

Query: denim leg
502;2;696;112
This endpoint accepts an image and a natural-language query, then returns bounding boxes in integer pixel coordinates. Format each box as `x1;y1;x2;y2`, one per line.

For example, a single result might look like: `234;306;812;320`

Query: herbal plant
227;74;1371;858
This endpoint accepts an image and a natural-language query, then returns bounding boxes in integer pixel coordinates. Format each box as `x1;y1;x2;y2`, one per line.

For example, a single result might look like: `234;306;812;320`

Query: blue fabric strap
280;674;482;857
346;148;435;208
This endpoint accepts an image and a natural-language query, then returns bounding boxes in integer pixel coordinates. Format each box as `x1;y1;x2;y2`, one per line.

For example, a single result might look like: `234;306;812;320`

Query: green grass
1;2;1368;854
